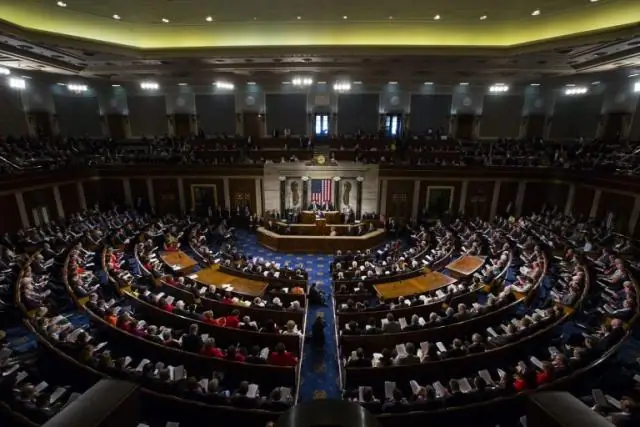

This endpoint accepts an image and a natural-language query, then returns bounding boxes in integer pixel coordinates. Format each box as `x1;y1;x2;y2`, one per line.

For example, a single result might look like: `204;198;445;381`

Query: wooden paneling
23;188;57;221
153;178;180;215
597;191;634;232
228;178;256;211
129;179;148;206
465;181;494;219
83;180;101;209
496;181;518;215
386;180;414;218
0;194;22;232
59;183;80;215
417;181;462;215
99;179;126;207
521;182;569;215
573;186;595;219
182;178;224;211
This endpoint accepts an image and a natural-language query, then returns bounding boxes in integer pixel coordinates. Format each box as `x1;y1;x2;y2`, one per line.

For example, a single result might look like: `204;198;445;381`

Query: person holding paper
347;348;372;368
382;314;401;334
397;343;421;365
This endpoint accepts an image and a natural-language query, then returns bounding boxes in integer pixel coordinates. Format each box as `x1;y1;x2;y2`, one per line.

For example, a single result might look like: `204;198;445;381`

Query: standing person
311;314;326;350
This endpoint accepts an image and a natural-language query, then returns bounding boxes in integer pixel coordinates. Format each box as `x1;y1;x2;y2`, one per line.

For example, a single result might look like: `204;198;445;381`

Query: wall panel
337;94;379;134
182;178;224;211
228;178;256;211
496;181;518;215
195;94;236;135
522;182;568;215
0;85;28;136
83;181;101;209
127;96;167;137
385;180;414;218
0;194;21;232
465;181;494;219
573;186;595;219
630;98;640;140
409;95;451;133
550;94;603;139
153;178;179;215
265;94;307;135
417;181;462;214
99;179;125;207
59;183;80;216
480;95;524;138
597;191;634;232
53;95;102;137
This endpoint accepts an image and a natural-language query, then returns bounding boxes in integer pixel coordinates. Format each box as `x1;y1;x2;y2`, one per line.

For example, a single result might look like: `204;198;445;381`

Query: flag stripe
311;179;333;203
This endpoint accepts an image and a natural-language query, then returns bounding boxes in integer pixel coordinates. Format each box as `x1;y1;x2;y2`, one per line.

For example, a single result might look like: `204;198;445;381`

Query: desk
192;265;268;297
273;222;375;236
159;251;199;274
300;211;340;224
445;255;487;278
374;271;457;300
257;227;386;253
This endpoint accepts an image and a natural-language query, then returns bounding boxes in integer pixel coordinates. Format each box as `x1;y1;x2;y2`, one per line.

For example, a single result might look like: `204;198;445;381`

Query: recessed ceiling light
56;1;67;7
389;81;398;84
591;81;600;85
57;82;65;86
343;16;348;20
112;14;121;20
565;83;576;87
590;0;598;3
530;83;541;86
111;84;120;87
424;82;434;85
388;16;393;20
459;82;469;86
297;16;302;20
317;81;327;84
161;18;169;23
630;73;639;78
480;15;487;20
178;83;188;86
433;14;441;20
353;81;362;84
531;9;541;16
247;81;256;85
253;17;257;20
282;81;291;84
205;16;213;22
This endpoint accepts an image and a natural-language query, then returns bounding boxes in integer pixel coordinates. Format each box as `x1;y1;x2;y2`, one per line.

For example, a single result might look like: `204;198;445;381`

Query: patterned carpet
233;231;342;401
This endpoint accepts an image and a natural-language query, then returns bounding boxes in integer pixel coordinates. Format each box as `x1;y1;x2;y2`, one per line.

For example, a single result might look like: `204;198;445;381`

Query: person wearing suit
382;313;401;333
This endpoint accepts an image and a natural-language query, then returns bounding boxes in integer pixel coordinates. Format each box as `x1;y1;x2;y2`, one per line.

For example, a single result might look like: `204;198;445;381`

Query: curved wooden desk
257;227;386;253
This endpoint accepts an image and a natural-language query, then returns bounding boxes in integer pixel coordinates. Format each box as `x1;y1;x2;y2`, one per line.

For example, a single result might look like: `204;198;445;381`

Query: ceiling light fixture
353;81;362;85
206;16;213;22
56;1;67;7
0;67;10;75
530;83;541;86
161;18;169;23
489;84;509;93
480;15;487;20
629;73;639;78
424;82;434;85
57;82;65;86
140;81;159;90
532;9;541;16
292;77;313;86
565;87;588;96
388;16;393;20
343;16;348;20
591;81;600;85
459;82;469;86
333;82;351;91
178;83;188;86
433;14;441;20
8;77;26;90
634;82;640;93
214;81;234;90
112;14;121;20
247;81;256;85
68;84;88;93
590;0;599;3
297;16;302;20
388;81;398;85
111;84;120;87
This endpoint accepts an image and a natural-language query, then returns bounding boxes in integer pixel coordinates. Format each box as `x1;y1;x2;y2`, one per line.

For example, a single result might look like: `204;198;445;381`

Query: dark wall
417;181;463;213
337;94;380;134
228;178;256;211
550;95;603;139
53;95;102;137
496;181;518;215
0;194;22;232
153;179;180;215
409;95;452;133
195;94;236;135
127;96;167;137
573;186;595;219
83;180;101;209
265;94;308;135
0;86;28;136
480;95;524;138
597;191;634;232
182;178;224;211
465;181;494;219
521;182;569;215
386;180;414;218
100;179;126;207
23;187;57;223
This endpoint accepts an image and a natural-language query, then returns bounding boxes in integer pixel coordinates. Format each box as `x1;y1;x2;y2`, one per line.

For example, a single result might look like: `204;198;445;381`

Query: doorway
243;112;262;138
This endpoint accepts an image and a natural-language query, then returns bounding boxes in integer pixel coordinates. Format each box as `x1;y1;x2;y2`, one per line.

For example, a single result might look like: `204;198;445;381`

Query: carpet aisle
233;231;342;401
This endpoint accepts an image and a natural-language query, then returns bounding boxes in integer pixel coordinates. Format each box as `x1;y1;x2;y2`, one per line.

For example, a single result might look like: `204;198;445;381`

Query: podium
301;211;340;224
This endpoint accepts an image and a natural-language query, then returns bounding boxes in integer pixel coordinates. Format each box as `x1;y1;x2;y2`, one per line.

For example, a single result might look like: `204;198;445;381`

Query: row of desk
257;227;386;253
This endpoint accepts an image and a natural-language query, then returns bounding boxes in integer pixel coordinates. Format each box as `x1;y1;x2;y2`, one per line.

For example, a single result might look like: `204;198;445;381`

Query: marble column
52;185;65;219
589;189;602;219
279;179;286;215
255;178;263;215
379;179;388;216
334;177;341;211
177;178;186;214
146;178;155;212
489;180;501;218
356;179;363;219
458;180;469;214
123;178;133;207
15;192;30;229
77;182;87;210
411;180;420;219
223;177;231;209
515;181;526;217
564;184;576;215
302;178;309;209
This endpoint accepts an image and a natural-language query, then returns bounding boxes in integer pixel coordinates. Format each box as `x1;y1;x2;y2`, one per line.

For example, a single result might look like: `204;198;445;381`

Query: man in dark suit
309;201;320;211
180;323;203;353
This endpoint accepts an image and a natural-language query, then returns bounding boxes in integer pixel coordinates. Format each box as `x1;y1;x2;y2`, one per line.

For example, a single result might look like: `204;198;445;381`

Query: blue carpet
233;231;341;401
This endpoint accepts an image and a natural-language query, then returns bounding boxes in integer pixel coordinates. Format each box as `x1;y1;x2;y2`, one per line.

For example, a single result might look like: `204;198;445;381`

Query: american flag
310;179;333;203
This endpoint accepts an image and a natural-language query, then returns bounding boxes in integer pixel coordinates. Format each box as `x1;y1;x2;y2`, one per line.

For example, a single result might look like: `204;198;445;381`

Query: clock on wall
315;154;327;165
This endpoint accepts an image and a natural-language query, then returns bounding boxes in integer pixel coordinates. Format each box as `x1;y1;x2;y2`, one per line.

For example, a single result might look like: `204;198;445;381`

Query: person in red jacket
535;362;554;385
200;338;224;358
513;371;528;392
224;309;241;328
268;342;298;366
158;297;174;313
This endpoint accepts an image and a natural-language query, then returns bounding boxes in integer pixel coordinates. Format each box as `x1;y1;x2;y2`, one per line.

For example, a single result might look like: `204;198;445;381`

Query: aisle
233;231;341;401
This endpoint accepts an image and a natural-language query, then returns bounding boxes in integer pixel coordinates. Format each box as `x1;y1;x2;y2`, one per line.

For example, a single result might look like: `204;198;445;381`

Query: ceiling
0;1;638;88
1;0;639;48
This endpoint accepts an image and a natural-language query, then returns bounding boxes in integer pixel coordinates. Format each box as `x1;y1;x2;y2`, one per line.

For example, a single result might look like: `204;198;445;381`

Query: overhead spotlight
342;16;348;20
530;83;541;86
214;81;234;90
433;14;441;20
352;81;362;85
178;82;188;86
629;73;639;78
247;81;256;85
161;18;170;23
297;16;302;20
140;81;159;90
459;82;469;86
111;84;121;87
388;81;398;85
591;81;600;85
56;1;67;7
68;84;88;93
531;9;541;16
0;67;10;75
292;77;313;86
480;15;487;20
590;0;599;2
57;82;66;86
424;82;434;85
333;82;351;91
8;77;26;90
205;16;213;22
112;14;121;20
564;87;588;96
489;84;509;93
388;16;393;20
634;82;640;93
